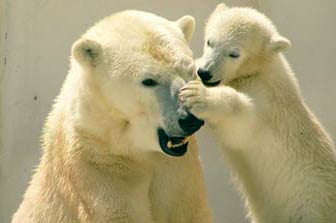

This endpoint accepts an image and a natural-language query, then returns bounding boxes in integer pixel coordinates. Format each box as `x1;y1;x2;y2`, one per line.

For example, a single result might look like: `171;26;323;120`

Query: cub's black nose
197;69;212;81
178;113;205;135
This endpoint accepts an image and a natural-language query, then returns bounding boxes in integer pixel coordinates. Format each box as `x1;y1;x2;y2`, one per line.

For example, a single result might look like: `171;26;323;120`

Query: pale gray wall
1;1;335;223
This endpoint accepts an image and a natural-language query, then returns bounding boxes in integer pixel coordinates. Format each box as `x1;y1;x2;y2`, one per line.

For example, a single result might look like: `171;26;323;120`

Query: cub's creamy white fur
180;4;336;223
12;11;212;223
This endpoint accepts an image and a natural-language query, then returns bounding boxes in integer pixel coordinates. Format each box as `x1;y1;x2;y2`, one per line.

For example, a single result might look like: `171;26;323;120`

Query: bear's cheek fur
98;82;163;153
214;58;242;83
128;118;161;152
97;76;142;117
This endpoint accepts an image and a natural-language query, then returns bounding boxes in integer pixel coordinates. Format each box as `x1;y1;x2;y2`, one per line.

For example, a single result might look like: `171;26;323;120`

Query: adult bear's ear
72;38;102;67
270;35;291;52
176;15;195;43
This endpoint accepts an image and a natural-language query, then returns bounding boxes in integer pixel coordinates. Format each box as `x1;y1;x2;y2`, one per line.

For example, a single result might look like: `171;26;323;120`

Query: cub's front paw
179;80;212;119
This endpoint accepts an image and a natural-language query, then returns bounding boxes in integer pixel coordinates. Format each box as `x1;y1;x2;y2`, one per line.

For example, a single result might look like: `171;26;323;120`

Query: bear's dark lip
202;80;221;87
157;128;188;157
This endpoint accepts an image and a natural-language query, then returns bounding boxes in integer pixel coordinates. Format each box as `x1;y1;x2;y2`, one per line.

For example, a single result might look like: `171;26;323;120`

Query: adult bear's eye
142;78;158;87
228;51;240;58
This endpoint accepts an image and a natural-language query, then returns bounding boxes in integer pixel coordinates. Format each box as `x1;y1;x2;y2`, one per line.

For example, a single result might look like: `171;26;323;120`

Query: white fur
181;4;336;223
12;10;212;223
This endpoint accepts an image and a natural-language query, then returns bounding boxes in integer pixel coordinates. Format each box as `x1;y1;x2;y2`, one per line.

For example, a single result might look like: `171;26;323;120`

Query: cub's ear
176;15;195;43
208;3;229;25
214;3;229;13
72;38;102;67
270;35;291;52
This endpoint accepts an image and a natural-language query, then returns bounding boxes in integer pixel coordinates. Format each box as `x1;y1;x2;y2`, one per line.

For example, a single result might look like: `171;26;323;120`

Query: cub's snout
197;68;221;87
197;68;212;81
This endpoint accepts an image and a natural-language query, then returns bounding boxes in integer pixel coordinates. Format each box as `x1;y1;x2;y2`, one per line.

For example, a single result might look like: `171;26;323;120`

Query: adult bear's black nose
178;113;205;135
197;68;212;81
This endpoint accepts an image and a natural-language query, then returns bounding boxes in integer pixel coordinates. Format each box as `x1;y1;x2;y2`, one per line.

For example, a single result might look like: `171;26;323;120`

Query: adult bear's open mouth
158;128;189;157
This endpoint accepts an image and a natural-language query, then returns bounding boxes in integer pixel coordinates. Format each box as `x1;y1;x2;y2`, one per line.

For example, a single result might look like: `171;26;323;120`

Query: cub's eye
142;78;158;87
228;51;240;58
207;40;213;47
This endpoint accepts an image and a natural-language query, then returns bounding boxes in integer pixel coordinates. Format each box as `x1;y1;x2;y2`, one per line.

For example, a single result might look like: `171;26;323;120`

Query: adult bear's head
70;10;203;158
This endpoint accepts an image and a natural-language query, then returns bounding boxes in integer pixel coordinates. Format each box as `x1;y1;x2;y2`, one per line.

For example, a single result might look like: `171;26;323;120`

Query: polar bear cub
180;4;336;223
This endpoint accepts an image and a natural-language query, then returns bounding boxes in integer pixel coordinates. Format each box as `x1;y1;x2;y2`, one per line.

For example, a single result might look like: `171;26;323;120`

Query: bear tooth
167;137;190;149
172;142;184;148
167;141;173;148
182;137;190;144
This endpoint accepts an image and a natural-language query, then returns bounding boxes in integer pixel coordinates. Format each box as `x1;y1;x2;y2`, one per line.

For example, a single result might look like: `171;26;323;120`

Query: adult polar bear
180;4;336;223
12;10;212;223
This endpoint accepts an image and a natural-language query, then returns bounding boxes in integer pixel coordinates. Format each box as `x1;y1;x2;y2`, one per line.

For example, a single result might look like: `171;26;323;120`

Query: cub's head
71;11;203;157
197;4;291;86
